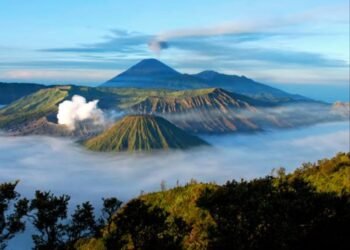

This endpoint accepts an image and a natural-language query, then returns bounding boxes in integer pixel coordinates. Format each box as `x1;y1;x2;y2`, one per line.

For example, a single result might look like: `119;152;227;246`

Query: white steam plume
57;95;105;130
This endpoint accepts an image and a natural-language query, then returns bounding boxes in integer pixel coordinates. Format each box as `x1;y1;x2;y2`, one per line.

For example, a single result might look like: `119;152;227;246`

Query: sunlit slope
131;88;273;133
132;87;266;113
0;86;120;136
84;115;208;152
140;183;217;249
0;85;124;128
77;152;350;250
286;152;350;194
0;87;69;128
1;84;342;135
1;85;269;133
76;183;217;250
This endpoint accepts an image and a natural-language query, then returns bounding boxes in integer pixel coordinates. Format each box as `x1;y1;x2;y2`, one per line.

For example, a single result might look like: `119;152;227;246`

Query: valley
0;59;348;153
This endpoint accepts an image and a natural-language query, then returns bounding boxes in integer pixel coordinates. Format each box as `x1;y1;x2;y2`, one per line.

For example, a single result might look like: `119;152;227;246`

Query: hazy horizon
0;0;349;87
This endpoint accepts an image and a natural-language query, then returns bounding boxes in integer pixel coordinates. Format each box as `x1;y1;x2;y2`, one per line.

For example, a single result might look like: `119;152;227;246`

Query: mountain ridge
101;58;312;103
0;82;47;105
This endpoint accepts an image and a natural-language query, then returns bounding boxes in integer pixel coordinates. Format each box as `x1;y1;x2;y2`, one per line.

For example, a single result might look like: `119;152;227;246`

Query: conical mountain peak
84;115;208;152
118;58;179;77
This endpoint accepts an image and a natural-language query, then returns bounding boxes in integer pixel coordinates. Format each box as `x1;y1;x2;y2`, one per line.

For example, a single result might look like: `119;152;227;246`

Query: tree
99;197;122;234
28;191;70;250
198;177;350;250
67;202;97;245
106;200;189;250
0;181;28;250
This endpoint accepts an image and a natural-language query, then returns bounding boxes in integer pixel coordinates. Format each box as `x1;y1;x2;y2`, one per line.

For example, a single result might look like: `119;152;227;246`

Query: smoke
148;40;169;54
57;95;105;130
148;19;285;54
147;5;346;54
105;110;125;121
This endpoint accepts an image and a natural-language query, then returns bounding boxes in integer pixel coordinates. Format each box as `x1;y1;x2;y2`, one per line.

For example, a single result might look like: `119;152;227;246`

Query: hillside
1;84;346;136
76;152;350;250
84;115;208;152
0;86;277;135
194;70;310;103
131;88;286;133
0;87;69;129
286;152;350;194
131;88;266;113
0;86;111;136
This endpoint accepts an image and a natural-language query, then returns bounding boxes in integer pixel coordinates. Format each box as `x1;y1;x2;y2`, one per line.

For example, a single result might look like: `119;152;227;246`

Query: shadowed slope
0;82;47;105
101;58;312;103
194;70;310;103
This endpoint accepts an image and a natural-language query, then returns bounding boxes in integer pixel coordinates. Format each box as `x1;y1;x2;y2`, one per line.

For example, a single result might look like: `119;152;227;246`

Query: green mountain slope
0;84;345;136
0;86;113;136
84;115;208;152
0;87;69;128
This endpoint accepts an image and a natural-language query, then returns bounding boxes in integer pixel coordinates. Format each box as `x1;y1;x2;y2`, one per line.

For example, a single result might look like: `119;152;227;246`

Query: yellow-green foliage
0;85;231;130
0;87;69;127
140;183;218;250
78;183;217;250
288;152;350;194
78;153;350;250
75;238;106;250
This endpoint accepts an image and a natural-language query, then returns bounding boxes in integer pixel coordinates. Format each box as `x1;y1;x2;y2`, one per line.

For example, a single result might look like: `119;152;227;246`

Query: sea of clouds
0;121;349;249
0;121;348;203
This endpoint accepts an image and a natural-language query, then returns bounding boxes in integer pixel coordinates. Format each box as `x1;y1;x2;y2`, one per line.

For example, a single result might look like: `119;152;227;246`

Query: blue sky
0;0;349;88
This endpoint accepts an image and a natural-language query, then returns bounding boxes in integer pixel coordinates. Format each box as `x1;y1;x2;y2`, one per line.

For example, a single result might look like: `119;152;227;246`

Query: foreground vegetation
1;152;349;250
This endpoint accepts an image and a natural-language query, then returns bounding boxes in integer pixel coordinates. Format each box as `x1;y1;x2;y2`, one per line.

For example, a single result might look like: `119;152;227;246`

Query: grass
0;87;69;128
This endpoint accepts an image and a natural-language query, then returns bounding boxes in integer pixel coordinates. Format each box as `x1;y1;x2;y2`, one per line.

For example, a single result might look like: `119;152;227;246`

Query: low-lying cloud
0;121;349;249
0;121;348;202
57;95;105;130
156;102;349;132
